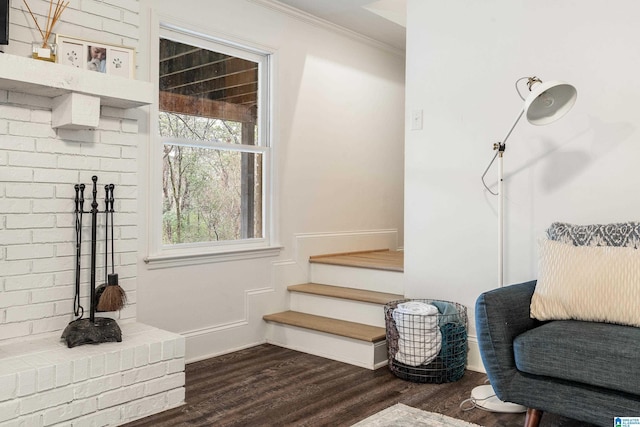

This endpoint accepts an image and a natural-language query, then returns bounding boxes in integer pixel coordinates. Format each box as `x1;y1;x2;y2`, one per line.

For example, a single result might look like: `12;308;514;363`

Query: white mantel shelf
0;53;153;128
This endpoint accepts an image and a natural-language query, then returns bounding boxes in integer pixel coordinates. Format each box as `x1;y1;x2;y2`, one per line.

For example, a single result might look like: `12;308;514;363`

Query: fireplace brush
96;183;127;312
96;185;110;311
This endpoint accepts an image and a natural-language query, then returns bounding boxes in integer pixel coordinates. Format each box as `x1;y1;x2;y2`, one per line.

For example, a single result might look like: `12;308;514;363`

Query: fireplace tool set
61;176;127;348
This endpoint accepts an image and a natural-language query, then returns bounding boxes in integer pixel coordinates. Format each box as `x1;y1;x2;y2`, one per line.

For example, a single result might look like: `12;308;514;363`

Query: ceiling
274;0;406;51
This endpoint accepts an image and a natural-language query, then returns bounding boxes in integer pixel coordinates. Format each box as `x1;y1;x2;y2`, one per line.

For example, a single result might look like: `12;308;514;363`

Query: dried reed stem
22;0;45;40
23;0;69;47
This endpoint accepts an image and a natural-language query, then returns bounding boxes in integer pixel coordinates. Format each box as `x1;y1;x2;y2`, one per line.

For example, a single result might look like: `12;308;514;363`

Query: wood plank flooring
122;344;590;427
309;250;404;272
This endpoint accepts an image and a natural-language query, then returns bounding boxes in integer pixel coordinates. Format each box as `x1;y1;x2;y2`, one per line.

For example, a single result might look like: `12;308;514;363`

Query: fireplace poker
89;176;98;323
73;184;84;319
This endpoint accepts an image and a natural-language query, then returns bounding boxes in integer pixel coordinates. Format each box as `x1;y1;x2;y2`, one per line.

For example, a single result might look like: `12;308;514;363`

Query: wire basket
385;299;467;383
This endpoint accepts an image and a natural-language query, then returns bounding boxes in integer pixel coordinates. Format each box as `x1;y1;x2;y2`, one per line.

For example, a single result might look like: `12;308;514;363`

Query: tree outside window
158;37;267;247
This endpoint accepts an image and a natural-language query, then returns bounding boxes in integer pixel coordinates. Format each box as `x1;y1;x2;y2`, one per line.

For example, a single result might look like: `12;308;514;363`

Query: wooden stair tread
263;311;386;343
289;283;403;305
309;249;403;272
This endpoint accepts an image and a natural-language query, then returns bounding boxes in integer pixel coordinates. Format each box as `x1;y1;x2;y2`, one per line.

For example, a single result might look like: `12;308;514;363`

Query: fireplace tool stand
61;176;122;348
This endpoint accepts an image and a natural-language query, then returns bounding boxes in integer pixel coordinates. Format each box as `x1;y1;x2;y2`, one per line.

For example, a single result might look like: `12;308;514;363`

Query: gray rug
352;404;482;427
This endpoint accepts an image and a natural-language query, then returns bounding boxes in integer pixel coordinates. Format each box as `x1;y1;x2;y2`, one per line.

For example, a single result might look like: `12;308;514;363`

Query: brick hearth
0;322;185;426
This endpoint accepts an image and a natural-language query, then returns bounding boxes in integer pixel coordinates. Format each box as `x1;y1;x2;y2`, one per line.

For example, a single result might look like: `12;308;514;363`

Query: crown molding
247;0;405;57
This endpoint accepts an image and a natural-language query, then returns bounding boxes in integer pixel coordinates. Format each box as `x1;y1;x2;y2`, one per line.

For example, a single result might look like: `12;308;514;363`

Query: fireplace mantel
0;53;153;129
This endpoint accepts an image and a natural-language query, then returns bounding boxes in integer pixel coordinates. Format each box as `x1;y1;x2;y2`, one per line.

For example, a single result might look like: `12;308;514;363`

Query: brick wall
0;95;139;343
5;0;140;56
1;0;142;344
0;3;186;426
0;323;186;426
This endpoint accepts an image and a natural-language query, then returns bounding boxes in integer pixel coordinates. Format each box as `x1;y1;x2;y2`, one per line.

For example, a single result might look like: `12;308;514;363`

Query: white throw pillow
531;239;640;327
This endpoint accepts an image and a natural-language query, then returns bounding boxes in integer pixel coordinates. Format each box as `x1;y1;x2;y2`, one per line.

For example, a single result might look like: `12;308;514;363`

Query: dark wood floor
123;344;589;427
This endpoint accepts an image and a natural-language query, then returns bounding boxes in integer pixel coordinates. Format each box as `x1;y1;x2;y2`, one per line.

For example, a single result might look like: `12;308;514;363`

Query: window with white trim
149;27;272;262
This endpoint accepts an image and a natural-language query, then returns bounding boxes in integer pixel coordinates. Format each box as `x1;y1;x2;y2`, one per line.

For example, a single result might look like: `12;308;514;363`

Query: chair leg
524;408;543;427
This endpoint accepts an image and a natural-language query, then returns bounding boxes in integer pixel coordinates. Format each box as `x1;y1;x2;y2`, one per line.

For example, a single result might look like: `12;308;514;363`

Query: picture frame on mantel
55;34;135;79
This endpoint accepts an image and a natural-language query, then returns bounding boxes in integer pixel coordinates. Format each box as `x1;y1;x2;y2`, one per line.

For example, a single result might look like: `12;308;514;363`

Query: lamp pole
475;77;576;413
494;108;524;287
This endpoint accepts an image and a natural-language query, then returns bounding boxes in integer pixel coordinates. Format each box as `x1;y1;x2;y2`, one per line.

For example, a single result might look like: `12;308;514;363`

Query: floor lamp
475;76;577;413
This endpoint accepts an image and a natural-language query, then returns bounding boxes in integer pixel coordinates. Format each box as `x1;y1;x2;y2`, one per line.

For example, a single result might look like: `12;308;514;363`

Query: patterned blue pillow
546;222;640;248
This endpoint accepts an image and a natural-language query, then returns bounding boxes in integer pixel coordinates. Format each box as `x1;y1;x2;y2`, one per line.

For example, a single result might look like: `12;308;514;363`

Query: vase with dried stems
23;0;69;62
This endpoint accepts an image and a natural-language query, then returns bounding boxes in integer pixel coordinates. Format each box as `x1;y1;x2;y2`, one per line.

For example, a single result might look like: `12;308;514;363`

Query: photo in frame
55;35;135;78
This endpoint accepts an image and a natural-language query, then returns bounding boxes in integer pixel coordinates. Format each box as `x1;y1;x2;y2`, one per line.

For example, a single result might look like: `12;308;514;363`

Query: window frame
145;23;279;268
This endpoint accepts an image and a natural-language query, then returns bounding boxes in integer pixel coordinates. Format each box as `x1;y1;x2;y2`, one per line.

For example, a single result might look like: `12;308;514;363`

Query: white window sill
143;245;283;270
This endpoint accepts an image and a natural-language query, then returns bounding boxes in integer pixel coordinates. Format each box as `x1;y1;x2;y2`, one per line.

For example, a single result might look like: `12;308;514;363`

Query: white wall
136;0;405;361
405;0;640;344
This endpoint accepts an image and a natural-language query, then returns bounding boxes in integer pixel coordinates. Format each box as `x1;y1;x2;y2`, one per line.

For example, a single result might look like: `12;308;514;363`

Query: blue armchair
476;280;640;427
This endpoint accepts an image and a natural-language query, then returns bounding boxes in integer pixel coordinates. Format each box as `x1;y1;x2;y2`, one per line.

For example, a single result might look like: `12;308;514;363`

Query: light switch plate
411;109;423;130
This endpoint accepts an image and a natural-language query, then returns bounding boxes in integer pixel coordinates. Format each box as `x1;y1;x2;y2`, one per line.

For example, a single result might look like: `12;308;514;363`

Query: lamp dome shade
524;80;577;125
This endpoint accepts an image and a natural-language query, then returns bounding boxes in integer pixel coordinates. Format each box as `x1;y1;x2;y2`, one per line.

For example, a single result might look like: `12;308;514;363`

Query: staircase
263;250;404;370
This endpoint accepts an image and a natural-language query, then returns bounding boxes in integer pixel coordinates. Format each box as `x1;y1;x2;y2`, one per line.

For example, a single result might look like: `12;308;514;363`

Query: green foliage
160;112;259;245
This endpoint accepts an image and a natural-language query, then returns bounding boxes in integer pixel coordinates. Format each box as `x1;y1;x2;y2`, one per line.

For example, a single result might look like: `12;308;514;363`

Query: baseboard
186;336;486;373
466;335;485;373
182;320;249;339
185;340;267;364
373;340;388;369
373;359;389;370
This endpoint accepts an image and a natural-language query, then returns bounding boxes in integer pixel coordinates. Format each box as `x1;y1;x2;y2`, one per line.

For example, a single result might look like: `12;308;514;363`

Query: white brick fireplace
0;323;185;426
0;1;185;425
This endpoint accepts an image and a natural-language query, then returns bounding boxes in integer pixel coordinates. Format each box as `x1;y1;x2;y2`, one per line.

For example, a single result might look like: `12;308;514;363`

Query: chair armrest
475;280;540;399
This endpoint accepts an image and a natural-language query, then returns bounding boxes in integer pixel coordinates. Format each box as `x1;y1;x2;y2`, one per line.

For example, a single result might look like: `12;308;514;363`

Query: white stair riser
310;264;403;295
289;293;389;328
265;323;387;370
